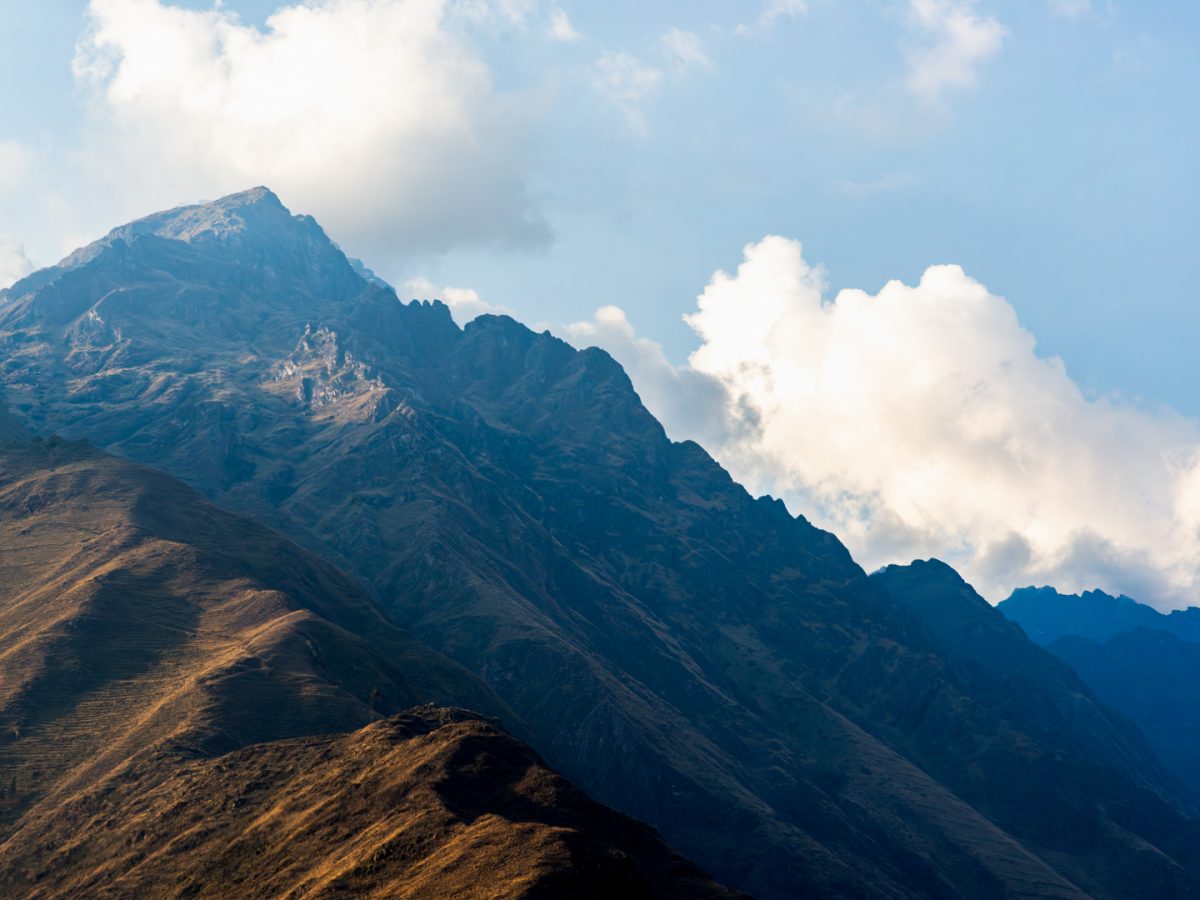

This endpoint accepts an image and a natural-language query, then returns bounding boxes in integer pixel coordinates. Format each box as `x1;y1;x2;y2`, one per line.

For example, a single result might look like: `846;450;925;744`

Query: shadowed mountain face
4;189;1200;897
1049;629;1200;801
0;438;735;898
1001;585;1200;804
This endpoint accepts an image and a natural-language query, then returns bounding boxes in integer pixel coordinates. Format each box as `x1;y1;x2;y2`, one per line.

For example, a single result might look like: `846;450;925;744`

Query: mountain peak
19;187;367;303
129;185;288;244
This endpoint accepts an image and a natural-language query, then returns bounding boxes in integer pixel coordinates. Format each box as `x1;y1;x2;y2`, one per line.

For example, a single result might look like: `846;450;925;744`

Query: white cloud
0;237;35;290
547;8;580;42
736;0;808;37
1048;0;1090;18
0;141;34;198
72;0;548;257
905;0;1006;101
570;237;1200;609
402;275;510;325
449;0;537;27
592;51;661;133
564;305;734;450
661;28;710;72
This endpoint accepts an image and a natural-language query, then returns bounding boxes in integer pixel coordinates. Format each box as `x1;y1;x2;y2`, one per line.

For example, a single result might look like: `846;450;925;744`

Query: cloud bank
567;237;1200;608
73;0;548;257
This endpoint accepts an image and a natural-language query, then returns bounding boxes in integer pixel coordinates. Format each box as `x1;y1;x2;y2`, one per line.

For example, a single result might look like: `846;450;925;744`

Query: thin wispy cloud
661;28;710;72
1048;0;1091;19
905;0;1006;101
547;7;580;42
592;51;662;133
736;0;808;37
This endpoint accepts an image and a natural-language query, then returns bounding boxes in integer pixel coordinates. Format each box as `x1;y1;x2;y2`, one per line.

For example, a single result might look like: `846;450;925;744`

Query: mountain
1048;628;1200;801
872;561;1187;804
4;703;738;899
999;586;1200;798
0;435;736;897
1000;586;1200;646
4;187;1200;897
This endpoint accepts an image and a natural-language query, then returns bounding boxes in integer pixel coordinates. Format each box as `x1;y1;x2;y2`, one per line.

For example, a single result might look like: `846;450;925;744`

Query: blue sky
2;0;1200;604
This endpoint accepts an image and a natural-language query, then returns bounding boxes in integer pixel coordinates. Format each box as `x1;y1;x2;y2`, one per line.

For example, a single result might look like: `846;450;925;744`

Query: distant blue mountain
999;585;1200;645
1000;586;1200;800
1048;627;1200;799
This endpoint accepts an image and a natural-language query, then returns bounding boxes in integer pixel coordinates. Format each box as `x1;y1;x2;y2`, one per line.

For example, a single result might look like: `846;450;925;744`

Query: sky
1;0;1199;606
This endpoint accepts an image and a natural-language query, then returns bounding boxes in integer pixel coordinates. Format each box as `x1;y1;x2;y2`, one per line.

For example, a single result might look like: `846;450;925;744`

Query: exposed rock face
0;439;734;898
4;188;1200;898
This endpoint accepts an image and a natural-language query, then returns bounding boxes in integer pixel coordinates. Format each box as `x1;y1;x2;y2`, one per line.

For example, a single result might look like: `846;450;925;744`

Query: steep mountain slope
872;561;1183;800
1048;629;1200;801
1000;586;1200;645
4;188;1200;897
0;437;732;897
3;707;737;899
1000;586;1200;800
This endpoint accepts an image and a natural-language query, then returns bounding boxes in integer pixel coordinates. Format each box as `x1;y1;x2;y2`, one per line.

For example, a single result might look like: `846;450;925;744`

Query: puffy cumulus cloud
736;0;808;37
570;237;1200;608
0;237;35;290
905;0;1006;101
73;0;549;257
402;275;510;325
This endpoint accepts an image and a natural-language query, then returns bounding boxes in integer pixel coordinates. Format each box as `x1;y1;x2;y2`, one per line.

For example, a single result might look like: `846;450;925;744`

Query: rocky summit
3;189;1200;898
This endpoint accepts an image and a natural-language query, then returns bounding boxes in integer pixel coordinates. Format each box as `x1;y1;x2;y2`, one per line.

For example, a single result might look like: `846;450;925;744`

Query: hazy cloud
905;0;1006;100
572;236;1200;608
661;28;710;72
73;0;549;257
547;8;580;42
0;236;34;290
736;0;808;37
592;51;662;133
1048;0;1091;18
0;141;34;198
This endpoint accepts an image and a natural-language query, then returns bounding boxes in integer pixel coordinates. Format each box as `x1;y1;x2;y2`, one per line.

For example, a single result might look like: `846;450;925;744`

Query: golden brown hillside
0;439;735;897
3;707;739;899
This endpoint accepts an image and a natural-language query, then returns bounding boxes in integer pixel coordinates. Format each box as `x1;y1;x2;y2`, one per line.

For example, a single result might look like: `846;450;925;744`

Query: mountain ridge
4;188;1200;898
0;428;736;898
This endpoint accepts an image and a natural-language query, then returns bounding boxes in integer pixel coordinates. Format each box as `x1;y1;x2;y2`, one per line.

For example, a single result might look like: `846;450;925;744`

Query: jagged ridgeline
3;188;1200;898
